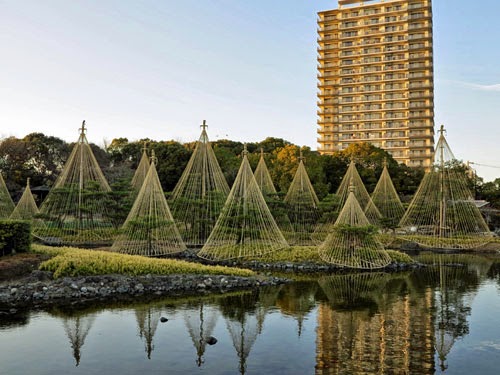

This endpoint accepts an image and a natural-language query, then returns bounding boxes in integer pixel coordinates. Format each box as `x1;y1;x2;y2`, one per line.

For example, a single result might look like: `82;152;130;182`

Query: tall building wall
317;0;434;167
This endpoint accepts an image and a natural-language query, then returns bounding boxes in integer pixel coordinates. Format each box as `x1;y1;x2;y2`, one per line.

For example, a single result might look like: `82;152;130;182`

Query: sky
1;0;499;181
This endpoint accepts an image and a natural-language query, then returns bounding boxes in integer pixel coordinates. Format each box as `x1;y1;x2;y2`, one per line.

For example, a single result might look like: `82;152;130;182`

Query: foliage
0;133;71;194
0;220;31;256
334;224;378;238
32;244;255;278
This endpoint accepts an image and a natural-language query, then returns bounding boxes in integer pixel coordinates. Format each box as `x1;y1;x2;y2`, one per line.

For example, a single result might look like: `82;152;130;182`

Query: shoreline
0;270;288;314
0;255;420;314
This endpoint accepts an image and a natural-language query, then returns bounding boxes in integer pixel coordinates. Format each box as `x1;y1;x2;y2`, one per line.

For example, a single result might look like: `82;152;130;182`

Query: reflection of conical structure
169;121;230;247
198;146;288;261
314;161;381;243
256;285;282;334
112;152;186;256
275;281;317;336
62;314;96;366
253;149;294;241
226;314;259;375
318;188;391;269
33;121;115;246
318;272;388;310
10;178;39;220
184;303;219;366
416;254;483;371
135;307;161;359
368;163;405;229
0;172;15;218
399;126;491;249
283;152;321;245
131;144;150;194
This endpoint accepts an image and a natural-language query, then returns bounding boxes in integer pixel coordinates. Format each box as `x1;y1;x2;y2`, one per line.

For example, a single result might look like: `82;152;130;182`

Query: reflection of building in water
62;315;96;366
316;276;435;374
135;307;161;359
184;303;219;366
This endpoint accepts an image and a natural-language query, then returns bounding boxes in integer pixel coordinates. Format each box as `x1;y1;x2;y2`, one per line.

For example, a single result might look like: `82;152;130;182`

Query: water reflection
1;255;500;375
218;292;262;375
135;306;161;359
59;311;96;366
276;282;317;336
315;271;435;374
416;254;493;371
184;302;219;366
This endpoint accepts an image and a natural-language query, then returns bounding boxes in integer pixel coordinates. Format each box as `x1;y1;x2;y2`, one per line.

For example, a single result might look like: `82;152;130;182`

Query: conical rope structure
368;161;405;246
398;125;491;249
111;151;186;256
283;151;321;245
313;160;381;244
254;149;277;196
10;178;39;220
318;186;391;269
253;149;294;240
369;162;405;225
131;143;150;194
197;145;289;261
33;121;115;246
169;120;230;247
0;172;15;218
184;302;219;367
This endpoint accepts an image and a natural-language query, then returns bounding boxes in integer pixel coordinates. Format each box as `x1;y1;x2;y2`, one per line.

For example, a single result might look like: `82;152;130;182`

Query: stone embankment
0;270;287;313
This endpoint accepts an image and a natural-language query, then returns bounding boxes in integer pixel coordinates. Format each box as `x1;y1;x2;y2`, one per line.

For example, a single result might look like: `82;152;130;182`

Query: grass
31;244;255;278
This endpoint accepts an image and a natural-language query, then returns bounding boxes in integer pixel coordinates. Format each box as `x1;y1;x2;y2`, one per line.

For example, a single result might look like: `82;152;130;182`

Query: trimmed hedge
0;220;32;256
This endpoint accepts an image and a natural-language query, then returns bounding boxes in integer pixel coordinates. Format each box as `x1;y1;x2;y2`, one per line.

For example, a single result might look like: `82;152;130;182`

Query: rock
116;286;129;293
205;336;217;345
196;283;206;289
70;283;79;290
160;317;168;323
10;288;18;295
9;308;17;314
80;287;88;293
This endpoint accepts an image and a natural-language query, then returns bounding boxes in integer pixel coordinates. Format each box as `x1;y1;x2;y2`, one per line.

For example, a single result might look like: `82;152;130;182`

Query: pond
1;254;500;375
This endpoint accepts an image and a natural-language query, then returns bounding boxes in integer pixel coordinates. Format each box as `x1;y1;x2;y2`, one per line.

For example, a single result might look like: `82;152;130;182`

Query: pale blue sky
1;0;499;181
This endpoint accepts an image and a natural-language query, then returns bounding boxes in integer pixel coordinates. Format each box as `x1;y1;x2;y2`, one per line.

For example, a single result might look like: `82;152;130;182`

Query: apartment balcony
318;35;339;43
318;25;339;33
408;61;433;70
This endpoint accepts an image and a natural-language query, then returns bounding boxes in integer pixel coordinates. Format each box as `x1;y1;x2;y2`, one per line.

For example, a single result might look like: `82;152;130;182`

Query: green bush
0;220;32;256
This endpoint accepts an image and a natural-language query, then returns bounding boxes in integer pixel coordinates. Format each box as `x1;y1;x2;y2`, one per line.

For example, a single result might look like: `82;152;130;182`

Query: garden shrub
0;220;31;256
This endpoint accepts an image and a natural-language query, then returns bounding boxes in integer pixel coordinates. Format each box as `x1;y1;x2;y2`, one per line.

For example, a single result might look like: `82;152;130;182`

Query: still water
1;254;500;375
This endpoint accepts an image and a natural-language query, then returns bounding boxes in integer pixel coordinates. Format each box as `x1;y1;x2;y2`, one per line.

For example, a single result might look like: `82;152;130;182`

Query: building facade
317;0;434;167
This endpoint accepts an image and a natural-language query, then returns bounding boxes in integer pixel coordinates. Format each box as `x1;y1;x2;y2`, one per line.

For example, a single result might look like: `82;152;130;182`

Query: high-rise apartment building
317;0;434;167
